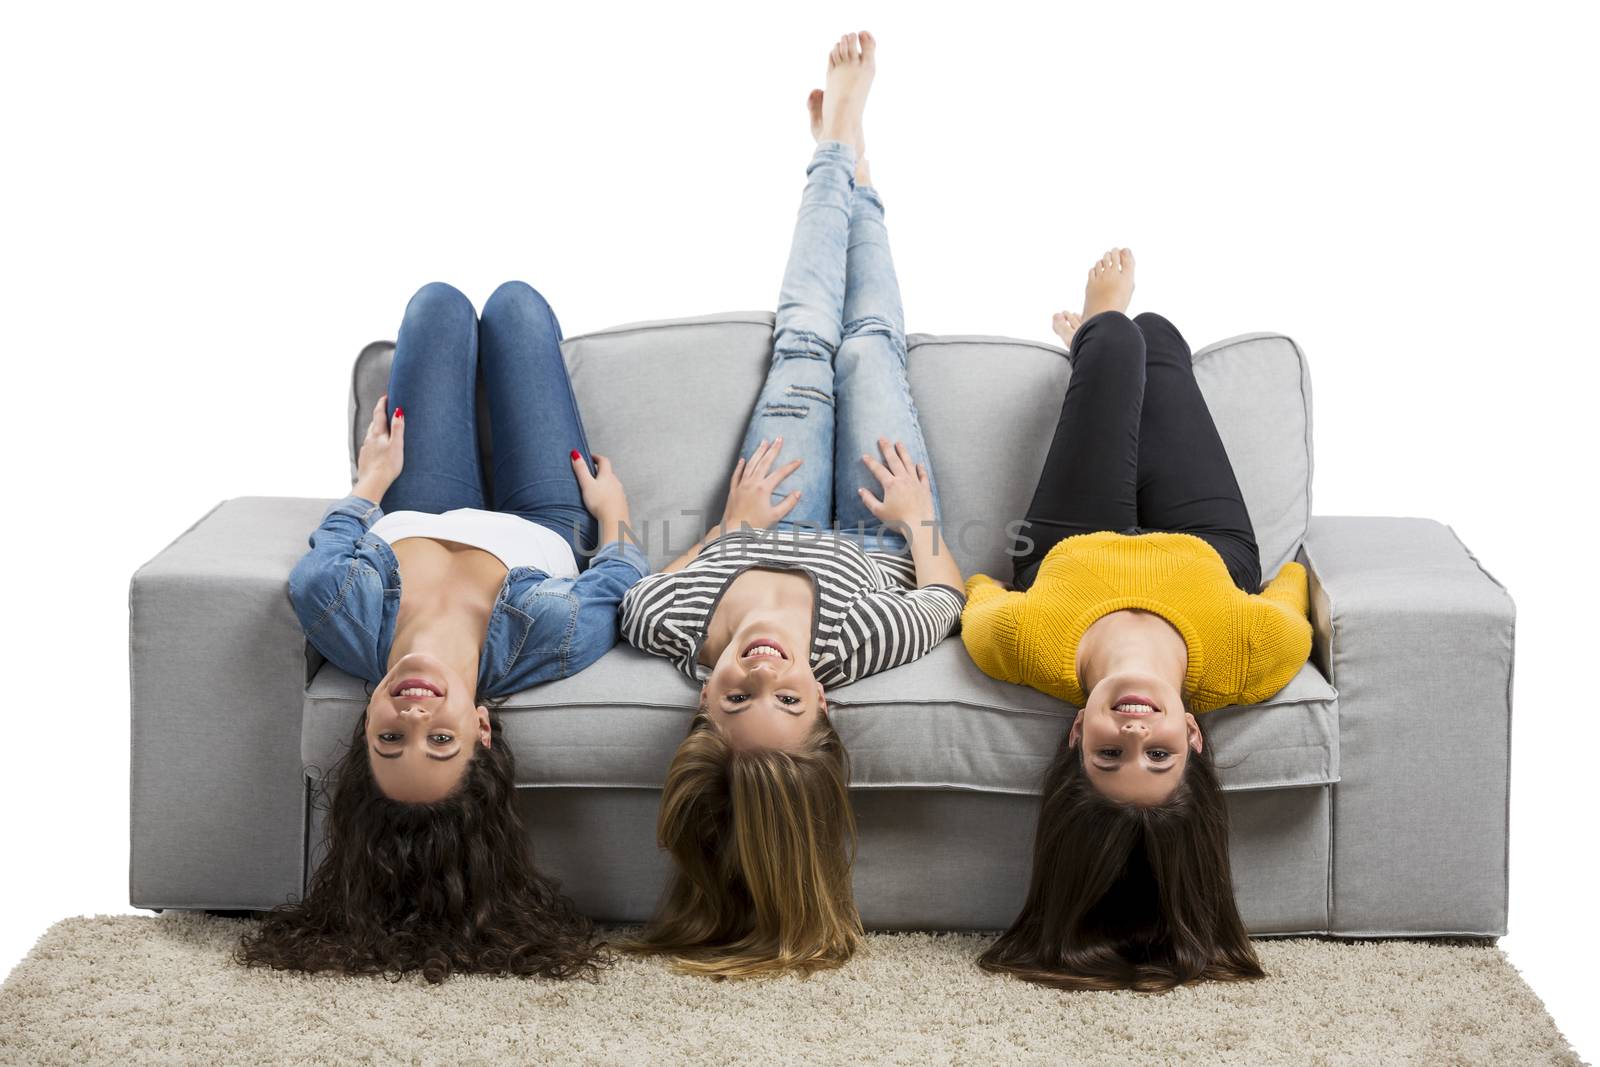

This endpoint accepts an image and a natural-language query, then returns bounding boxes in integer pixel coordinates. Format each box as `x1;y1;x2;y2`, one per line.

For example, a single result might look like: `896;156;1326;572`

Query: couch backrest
350;312;1313;581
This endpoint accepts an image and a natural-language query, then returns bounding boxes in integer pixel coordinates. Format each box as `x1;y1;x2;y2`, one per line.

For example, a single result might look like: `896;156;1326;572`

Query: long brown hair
234;709;606;983
978;725;1263;991
622;710;862;977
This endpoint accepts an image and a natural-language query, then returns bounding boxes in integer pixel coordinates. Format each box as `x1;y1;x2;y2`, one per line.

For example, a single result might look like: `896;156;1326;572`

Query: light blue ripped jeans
738;139;941;556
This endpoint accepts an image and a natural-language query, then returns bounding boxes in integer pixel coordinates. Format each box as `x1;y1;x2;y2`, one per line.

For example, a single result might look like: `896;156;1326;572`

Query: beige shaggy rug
0;914;1581;1066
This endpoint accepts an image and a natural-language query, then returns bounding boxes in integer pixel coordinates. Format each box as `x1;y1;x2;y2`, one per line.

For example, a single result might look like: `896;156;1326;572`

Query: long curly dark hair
234;709;607;983
978;720;1263;992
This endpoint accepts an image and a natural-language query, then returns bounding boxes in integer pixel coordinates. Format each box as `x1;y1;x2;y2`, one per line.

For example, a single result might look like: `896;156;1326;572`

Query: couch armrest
1299;516;1515;936
129;496;335;911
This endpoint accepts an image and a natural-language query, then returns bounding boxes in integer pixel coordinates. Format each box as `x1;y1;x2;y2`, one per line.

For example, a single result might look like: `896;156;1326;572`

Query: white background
3;1;1596;1059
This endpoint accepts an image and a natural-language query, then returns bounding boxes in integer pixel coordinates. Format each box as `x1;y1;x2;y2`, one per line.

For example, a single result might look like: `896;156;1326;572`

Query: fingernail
570;449;581;461
394;406;404;418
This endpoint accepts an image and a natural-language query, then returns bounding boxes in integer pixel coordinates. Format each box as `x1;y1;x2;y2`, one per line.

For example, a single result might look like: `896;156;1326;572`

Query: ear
698;684;708;714
477;704;492;750
817;683;828;718
1067;707;1084;750
1185;711;1203;755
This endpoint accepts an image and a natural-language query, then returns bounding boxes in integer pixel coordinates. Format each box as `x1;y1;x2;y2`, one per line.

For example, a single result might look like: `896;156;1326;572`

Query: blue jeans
739;140;940;555
379;280;599;558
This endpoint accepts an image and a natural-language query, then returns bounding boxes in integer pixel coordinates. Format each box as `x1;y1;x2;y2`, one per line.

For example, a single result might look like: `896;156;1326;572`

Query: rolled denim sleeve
561;539;652;671
589;537;652;583
286;494;388;679
310;495;384;546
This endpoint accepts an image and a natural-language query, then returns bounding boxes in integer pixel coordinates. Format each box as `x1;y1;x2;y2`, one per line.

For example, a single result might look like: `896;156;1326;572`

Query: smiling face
1068;672;1202;807
364;652;491;802
701;627;827;752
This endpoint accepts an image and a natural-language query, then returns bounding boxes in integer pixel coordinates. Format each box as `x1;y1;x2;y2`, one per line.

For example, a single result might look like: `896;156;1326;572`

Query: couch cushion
351;314;1313;584
1186;332;1315;581
303;647;1337;795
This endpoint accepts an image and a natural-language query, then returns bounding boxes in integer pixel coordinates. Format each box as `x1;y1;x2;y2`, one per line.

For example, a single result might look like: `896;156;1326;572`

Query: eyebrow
370;745;459;762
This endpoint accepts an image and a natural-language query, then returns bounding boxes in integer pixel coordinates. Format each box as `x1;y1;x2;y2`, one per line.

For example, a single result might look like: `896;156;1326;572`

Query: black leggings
1011;310;1262;594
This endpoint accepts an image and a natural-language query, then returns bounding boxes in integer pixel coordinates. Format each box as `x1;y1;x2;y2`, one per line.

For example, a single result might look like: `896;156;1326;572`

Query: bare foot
817;32;874;172
1082;247;1135;320
1051;310;1084;348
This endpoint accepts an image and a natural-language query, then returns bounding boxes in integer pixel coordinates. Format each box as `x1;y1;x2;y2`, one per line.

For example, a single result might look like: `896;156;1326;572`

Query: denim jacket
288;495;652;697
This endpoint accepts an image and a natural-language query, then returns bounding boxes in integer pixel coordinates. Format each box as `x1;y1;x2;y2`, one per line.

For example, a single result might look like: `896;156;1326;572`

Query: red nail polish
393;406;404;419
570;449;581;461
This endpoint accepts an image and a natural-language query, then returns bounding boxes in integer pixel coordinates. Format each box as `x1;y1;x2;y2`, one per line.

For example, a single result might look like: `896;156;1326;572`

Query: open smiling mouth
392;678;443;699
1113;694;1161;715
741;638;788;661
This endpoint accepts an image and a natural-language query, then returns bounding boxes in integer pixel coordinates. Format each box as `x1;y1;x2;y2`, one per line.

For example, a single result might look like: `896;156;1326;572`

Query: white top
369;508;580;578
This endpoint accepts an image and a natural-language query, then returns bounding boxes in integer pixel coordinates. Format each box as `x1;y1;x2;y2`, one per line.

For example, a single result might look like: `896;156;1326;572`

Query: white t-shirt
369;508;580;578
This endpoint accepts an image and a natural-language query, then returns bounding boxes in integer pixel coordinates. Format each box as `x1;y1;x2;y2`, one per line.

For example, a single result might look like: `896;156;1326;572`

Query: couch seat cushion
303;644;1337;794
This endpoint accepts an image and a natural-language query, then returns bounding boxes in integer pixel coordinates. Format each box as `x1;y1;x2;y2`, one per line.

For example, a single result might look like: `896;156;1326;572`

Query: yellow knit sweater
961;531;1313;711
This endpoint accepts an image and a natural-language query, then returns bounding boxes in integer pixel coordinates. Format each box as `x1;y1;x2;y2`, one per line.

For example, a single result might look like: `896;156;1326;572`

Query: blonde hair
623;710;861;977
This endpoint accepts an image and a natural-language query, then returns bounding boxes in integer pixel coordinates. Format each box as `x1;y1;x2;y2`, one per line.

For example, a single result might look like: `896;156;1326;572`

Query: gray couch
130;312;1515;936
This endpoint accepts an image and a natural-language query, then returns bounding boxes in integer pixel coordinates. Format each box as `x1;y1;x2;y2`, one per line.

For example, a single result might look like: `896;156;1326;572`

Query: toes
860;30;876;58
1052;310;1082;345
1119;248;1136;272
848;32;859;60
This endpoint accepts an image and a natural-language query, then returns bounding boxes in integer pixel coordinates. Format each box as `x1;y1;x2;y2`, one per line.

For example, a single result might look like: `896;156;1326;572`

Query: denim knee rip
774;329;836;363
786;384;833;404
761;383;834;419
841;314;907;359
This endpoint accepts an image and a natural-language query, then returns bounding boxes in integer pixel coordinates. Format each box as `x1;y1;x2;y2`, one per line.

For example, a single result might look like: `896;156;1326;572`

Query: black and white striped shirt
620;528;965;687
